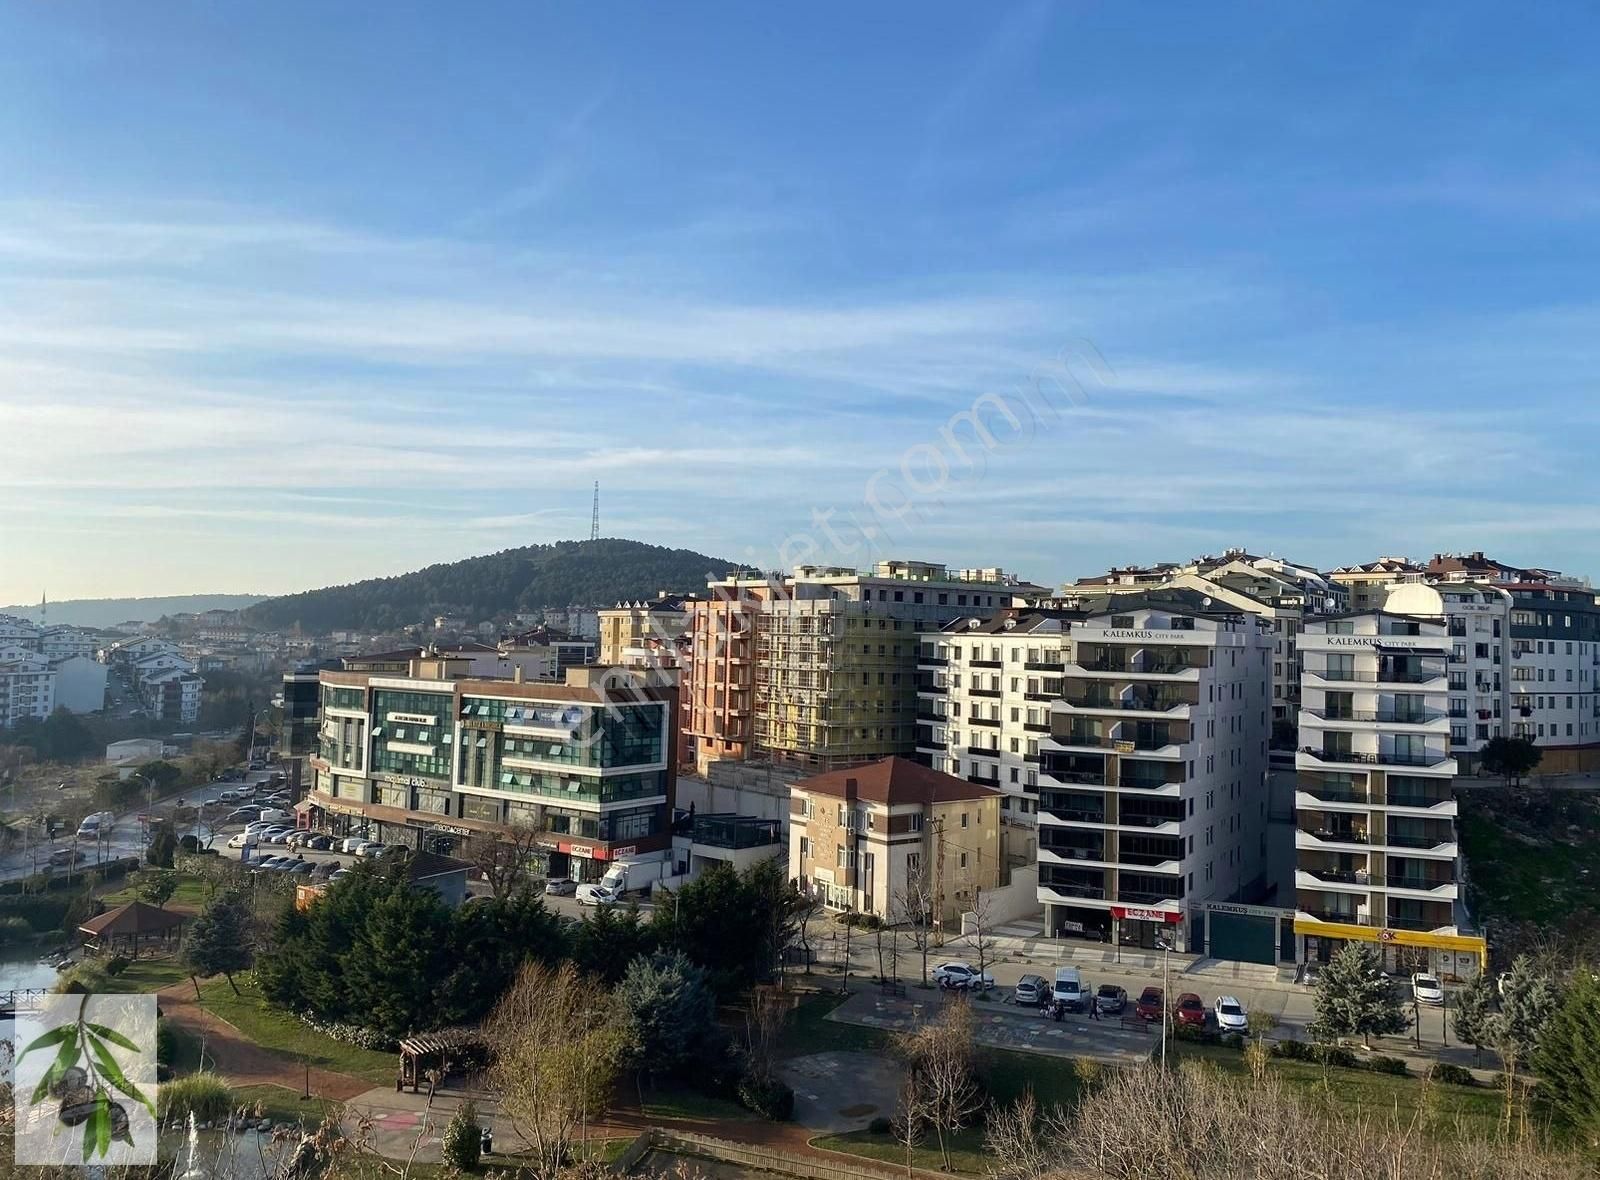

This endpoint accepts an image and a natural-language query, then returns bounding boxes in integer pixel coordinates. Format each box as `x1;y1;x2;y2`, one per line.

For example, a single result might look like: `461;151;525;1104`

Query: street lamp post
1156;933;1173;1069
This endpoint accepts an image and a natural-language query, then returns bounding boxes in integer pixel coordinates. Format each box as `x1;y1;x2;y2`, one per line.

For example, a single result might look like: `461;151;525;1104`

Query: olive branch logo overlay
15;994;156;1163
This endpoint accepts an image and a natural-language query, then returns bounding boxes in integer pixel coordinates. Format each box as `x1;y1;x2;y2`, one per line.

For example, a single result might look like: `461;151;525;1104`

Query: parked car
576;883;619;907
243;820;277;835
330;868;352;881
226;833;254;849
285;860;315;876
48;848;83;867
1173;993;1206;1027
932;962;995;991
543;877;577;896
225;807;261;823
1214;995;1249;1032
306;834;333;851
1053;967;1090;1011
1095;983;1128;1015
263;828;295;844
252;855;290;871
1135;987;1165;1022
340;835;369;853
1411;973;1445;1006
354;841;386;858
309;860;339;879
1013;974;1048;1007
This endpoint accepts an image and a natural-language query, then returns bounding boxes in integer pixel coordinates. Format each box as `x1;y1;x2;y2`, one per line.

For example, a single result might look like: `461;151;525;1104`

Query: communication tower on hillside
590;481;600;541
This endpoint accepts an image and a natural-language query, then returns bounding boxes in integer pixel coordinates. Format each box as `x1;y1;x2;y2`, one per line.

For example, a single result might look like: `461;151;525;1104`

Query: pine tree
1452;971;1493;1065
1487;955;1559;1133
1533;971;1600;1146
1307;942;1409;1048
182;891;254;996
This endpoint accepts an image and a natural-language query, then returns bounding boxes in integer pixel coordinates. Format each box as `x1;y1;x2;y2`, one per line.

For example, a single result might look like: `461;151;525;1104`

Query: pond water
0;945;74;994
160;1125;282;1180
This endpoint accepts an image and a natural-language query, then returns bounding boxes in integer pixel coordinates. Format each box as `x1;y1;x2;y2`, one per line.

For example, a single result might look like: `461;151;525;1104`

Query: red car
1173;992;1206;1027
1135;986;1164;1021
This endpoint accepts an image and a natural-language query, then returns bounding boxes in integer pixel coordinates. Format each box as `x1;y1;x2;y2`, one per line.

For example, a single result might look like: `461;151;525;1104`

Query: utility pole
931;814;946;948
1156;932;1172;1069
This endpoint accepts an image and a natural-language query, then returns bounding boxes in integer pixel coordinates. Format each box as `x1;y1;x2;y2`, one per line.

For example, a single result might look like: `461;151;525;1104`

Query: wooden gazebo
397;1028;487;1095
78;901;186;957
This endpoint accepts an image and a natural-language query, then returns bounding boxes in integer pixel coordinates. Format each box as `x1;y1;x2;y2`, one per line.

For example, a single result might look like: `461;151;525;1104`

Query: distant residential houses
0;616;109;727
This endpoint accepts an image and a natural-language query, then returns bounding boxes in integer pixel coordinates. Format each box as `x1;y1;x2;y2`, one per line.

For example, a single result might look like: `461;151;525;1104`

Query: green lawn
99;874;210;912
116;957;189;993
196;976;399;1084
640;1085;756;1123
164;1021;216;1074
232;1083;336;1129
1174;1043;1504;1138
816;1126;989;1175
778;991;891;1057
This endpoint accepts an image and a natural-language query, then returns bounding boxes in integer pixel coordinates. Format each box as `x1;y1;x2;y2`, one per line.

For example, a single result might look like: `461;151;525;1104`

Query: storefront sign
611;845;637;859
1291;917;1486;957
1203;901;1290;919
1320;636;1446;650
414;822;471;837
387;712;438;726
567;843;595;859
1111;905;1180;924
536;838;562;851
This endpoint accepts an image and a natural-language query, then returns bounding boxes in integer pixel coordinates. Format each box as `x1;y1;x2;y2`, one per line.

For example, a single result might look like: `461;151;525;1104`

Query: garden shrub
1425;1062;1476;1087
158;1073;233;1122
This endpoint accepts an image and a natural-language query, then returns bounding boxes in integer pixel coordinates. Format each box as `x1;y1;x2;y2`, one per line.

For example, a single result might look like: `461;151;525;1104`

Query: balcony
917;654;947;667
967;774;1002;787
1296;825;1370;848
689;814;781;850
1039;806;1106;825
970;717;1000;729
916;710;945;722
1299;746;1453;770
1383;830;1456;852
1039;882;1107;901
1025;660;1065;672
1303;707;1446;726
971;659;1002;669
1024;722;1050;733
966;745;1000;757
1385;875;1458;897
1115;888;1180;906
970;688;1002;699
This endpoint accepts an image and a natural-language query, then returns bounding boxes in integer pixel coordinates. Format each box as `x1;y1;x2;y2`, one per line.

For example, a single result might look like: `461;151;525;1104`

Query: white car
261;827;294;844
226;833;254;849
340;835;368;854
354;841;384;858
1411;973;1445;1006
1214;995;1249;1032
931;962;995;992
576;883;619;907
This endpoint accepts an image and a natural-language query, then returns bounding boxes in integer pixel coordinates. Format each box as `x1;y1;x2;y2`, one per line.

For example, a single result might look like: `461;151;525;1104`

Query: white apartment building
916;609;1076;872
1036;596;1272;953
1504;581;1600;771
0;645;55;728
1293;611;1484;977
1383;581;1511;771
39;626;99;662
0;615;41;647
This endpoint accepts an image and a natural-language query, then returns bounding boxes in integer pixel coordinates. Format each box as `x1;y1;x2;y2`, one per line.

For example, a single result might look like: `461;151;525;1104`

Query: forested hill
242;539;739;634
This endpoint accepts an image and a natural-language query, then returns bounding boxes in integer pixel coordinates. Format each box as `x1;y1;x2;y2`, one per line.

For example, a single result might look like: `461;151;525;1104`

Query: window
908;813;924;832
960;812;969;828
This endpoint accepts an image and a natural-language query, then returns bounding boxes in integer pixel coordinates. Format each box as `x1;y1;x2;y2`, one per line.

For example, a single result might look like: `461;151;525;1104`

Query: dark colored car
1095;983;1127;1015
1135;986;1165;1021
306;834;333;851
1173;992;1206;1027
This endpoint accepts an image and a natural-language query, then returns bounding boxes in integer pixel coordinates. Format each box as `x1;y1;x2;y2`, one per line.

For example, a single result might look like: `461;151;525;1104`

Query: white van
1054;966;1090;1012
75;816;101;840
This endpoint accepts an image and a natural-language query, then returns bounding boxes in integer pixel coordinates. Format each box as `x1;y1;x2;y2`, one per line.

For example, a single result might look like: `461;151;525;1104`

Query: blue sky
3;3;1599;603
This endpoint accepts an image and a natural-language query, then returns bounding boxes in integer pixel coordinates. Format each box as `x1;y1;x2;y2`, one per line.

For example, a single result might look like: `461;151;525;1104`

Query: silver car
1014;974;1048;1006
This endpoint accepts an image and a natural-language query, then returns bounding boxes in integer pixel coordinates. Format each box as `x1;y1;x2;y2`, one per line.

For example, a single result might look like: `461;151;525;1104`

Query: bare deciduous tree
894;868;935;986
968;889;997;991
471;820;544;900
484;962;623;1180
893;997;981;1171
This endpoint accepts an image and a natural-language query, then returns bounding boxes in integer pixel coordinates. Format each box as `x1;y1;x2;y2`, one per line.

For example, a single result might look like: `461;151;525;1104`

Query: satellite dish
1201;597;1213;608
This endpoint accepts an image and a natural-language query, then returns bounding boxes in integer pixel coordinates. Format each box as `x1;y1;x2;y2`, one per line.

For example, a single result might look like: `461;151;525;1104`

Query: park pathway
156;980;372;1103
